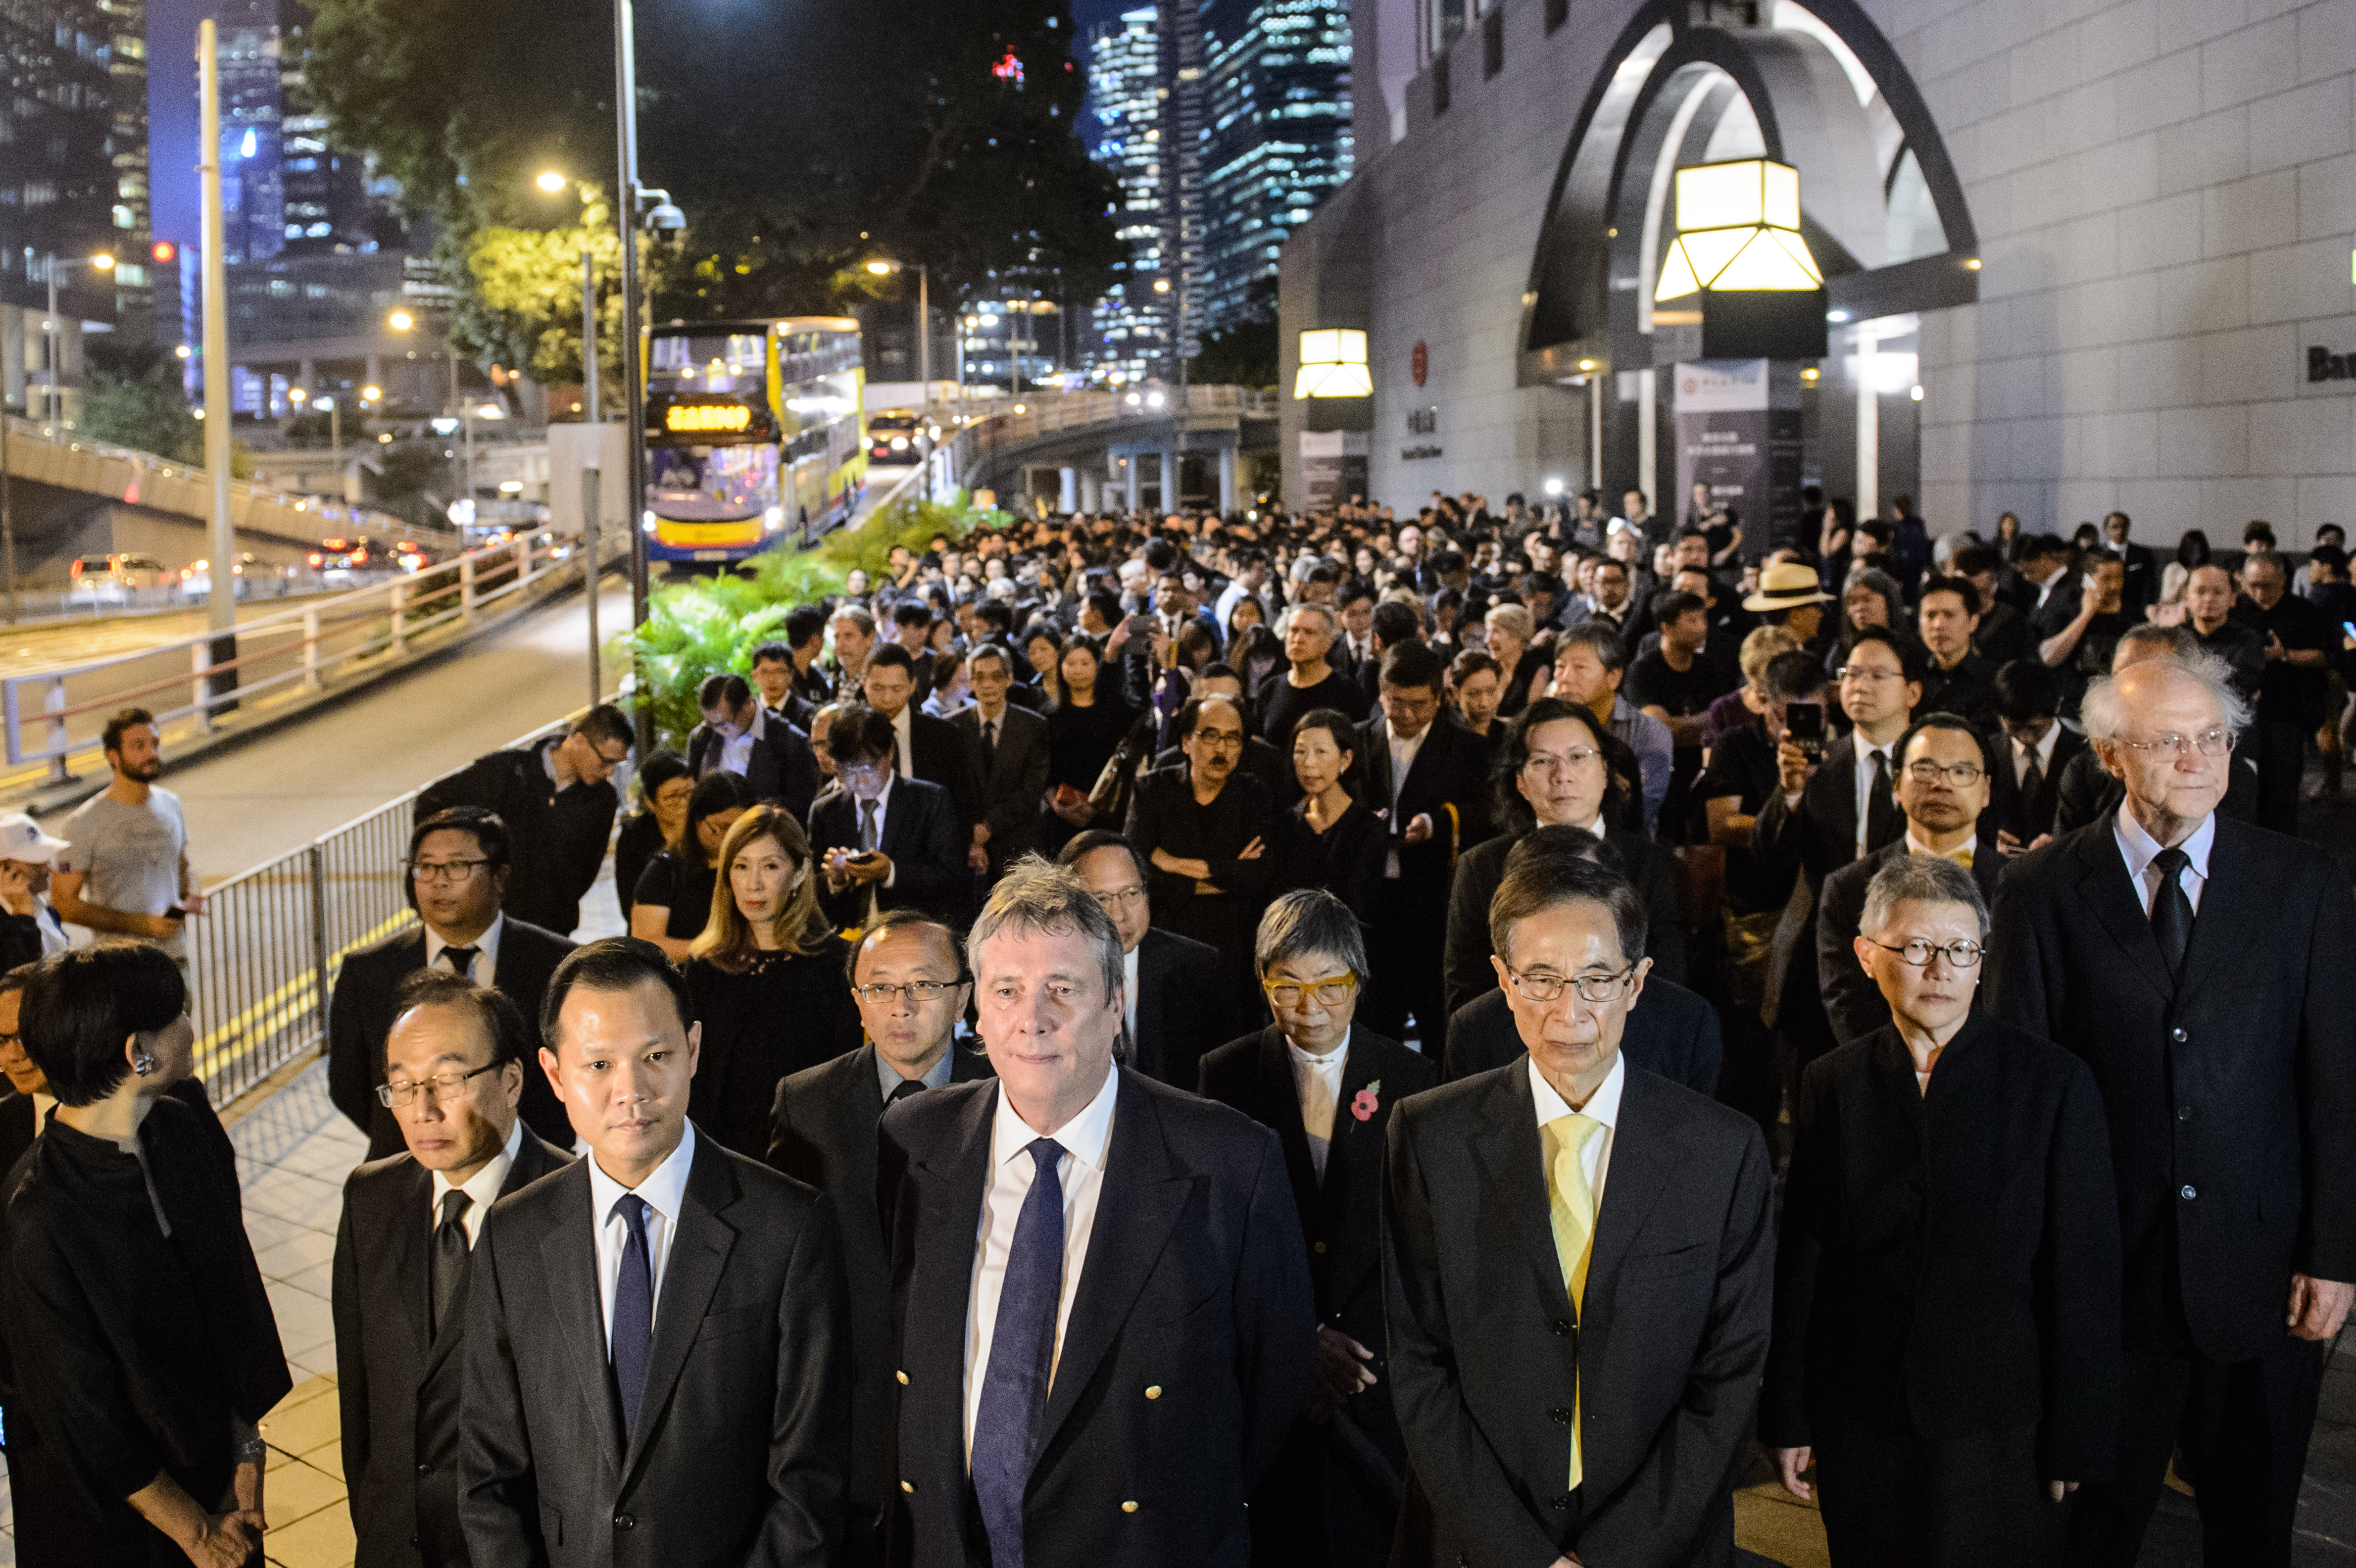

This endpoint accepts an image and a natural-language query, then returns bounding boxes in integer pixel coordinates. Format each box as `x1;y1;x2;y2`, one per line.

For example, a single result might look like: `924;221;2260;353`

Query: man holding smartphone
51;707;204;966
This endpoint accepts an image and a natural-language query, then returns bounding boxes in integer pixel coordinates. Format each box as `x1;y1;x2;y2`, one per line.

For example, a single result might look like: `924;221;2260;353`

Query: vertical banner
1672;360;1798;565
1299;430;1369;510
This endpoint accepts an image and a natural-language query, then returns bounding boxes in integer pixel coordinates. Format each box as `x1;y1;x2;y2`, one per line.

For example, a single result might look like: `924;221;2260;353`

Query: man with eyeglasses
1385;853;1772;1568
1987;655;2356;1568
328;806;576;1157
809;703;966;930
2230;550;2332;834
1058;830;1231;1092
1198;889;1435;1568
414;702;633;937
1759;626;1921;896
332;969;568;1568
1125;694;1276;1015
765;911;992;1568
1814;714;2011;1047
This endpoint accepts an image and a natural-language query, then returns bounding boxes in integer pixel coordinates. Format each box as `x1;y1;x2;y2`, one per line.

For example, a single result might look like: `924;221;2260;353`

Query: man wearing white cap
0;812;71;971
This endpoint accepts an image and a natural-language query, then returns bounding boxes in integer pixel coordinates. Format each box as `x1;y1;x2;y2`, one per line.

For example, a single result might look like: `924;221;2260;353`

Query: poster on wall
1671;360;1800;563
1300;430;1370;510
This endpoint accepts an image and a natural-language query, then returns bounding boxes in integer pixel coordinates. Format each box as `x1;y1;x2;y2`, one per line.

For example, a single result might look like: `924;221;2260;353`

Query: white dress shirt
1853;737;1897;860
890;706;916;779
1903;826;1984;866
1122;945;1140;1043
585;1122;698;1351
2112;803;2214;916
431;1117;523;1248
716;711;758;776
1384;722;1429;879
1528;1052;1623;1209
426;912;503;989
2012;723;2061;788
963;1066;1122;1462
1289;1040;1348;1177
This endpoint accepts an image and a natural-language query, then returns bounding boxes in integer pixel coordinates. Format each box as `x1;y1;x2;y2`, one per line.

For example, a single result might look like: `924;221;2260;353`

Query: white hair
2080;647;2251;743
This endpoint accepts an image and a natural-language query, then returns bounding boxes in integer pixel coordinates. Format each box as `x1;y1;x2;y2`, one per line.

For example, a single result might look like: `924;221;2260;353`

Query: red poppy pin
1351;1082;1382;1123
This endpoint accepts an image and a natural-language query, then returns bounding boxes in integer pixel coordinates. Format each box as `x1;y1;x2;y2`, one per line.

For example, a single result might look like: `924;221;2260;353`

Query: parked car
68;553;177;606
308;537;374;585
177;552;262;601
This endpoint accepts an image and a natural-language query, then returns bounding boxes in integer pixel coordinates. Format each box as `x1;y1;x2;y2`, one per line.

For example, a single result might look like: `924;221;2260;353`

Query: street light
28;250;117;437
865;256;933;447
314;395;343;502
536;170;569;193
387;308;415;332
387;307;475;515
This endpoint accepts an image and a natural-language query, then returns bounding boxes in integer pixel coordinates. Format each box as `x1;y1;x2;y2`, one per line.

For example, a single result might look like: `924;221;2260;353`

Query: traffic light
151;240;177;264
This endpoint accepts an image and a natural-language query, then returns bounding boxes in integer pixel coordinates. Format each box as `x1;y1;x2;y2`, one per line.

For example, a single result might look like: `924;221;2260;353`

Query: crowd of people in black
0;486;2348;1568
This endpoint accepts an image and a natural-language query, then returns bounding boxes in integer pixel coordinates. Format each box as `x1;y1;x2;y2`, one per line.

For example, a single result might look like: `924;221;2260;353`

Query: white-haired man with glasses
1199;889;1436;1568
1765;853;2119;1565
1987;654;2356;1567
1383;854;1772;1568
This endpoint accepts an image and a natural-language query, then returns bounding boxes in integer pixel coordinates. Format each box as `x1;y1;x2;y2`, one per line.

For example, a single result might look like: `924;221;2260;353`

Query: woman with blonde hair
682;805;861;1157
1701;623;1803;751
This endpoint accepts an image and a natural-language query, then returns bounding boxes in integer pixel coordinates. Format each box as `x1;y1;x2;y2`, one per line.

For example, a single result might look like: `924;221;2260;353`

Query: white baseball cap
0;813;69;866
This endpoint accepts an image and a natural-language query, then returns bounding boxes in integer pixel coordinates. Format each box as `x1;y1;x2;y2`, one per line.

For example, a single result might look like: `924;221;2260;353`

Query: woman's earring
132;1051;157;1077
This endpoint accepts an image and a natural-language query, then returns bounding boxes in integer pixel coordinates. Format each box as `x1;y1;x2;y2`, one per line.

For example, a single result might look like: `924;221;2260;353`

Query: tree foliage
458;184;644;389
80;343;201;464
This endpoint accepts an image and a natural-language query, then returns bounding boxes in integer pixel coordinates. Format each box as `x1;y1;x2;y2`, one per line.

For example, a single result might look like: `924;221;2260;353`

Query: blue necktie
611;1194;654;1442
971;1139;1067;1568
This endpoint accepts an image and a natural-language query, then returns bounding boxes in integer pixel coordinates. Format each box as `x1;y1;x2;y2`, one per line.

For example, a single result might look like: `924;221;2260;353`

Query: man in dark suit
1384;853;1773;1568
862;644;983;867
2102;510;2158;613
809;704;966;929
1198;890;1436;1568
1441;977;1722;1098
1754;627;1921;896
459;939;852;1568
335;971;569;1568
1060;830;1234;1091
328;808;576;1157
1153;666;1288;803
414;704;632;937
1352;640;1493;1044
1986;657;2356;1567
880;861;1314;1568
764;911;993;1568
752;611;833;733
950;645;1050;880
1988;658;2084;853
1814;715;2009;1047
685;673;820;826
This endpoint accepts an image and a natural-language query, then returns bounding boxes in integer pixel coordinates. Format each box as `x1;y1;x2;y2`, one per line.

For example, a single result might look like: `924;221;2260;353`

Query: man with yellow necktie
1382;854;1773;1568
1814;714;2012;1048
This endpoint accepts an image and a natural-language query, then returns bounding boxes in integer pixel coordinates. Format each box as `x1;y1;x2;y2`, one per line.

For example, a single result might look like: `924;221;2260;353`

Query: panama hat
1742;561;1834;613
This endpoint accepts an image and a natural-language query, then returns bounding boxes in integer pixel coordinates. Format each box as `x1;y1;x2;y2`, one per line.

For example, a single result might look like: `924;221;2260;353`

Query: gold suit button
1145;1385;1162;1399
1122;1501;1139;1514
901;1481;915;1494
895;1371;909;1385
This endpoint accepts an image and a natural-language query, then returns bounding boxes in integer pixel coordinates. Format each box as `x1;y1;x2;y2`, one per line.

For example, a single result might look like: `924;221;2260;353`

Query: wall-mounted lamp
1294;329;1372;398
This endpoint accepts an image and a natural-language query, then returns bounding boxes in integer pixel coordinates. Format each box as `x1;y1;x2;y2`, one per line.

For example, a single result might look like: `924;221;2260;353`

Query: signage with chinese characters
2308;346;2356;384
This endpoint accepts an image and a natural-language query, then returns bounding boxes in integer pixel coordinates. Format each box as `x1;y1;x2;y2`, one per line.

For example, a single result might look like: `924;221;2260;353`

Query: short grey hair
1253;889;1368;980
1860;853;1989;941
966;855;1125;1004
1288;600;1336;635
2080;647;2251;744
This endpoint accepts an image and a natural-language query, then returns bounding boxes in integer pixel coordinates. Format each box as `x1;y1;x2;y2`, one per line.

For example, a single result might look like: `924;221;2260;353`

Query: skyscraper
1084;5;1168;385
0;0;147;332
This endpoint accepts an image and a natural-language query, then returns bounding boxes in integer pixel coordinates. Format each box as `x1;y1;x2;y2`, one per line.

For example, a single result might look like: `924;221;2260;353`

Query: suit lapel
536;1162;624;1473
907;1085;996;1471
390;1162;432;1358
1815;734;1860;859
1318;1032;1387;1299
1467;1065;1574;1319
2069;827;2175;999
622;1142;739;1484
1583;1070;1672;1305
2173;819;2250;1000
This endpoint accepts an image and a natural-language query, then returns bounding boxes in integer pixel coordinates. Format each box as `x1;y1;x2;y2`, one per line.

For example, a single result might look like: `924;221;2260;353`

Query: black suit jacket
1985;817;2356;1361
335;1128;571;1568
904;710;982;833
1914;651;1999;729
328;922;577;1158
1813;841;2009;1047
881;1072;1315;1568
1352;712;1495;892
415;743;617;937
687;716;821;826
1383;1062;1773;1568
1128;925;1234;1094
1442;828;1688;1015
1987;726;2088;846
762;1046;994;1538
808;778;965;929
1761;1015;2119;1479
458;1134;853;1568
1440;980;1723;1098
1753;731;1904;895
949;705;1050;873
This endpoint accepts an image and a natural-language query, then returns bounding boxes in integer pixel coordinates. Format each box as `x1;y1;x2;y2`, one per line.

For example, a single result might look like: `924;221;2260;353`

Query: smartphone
1784;701;1827;762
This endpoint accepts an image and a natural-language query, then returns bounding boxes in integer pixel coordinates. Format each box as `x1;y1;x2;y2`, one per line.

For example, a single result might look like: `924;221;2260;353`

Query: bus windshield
649;332;768;397
648;441;780;522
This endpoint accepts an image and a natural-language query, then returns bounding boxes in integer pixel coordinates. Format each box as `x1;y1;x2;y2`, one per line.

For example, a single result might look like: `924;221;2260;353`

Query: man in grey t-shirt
52;708;203;960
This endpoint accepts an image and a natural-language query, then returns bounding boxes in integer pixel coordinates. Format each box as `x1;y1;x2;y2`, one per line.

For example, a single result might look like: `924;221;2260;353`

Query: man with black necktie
1988;659;2083;854
1986;658;2356;1568
863;644;985;876
764;912;994;1568
685;673;821;825
951;645;1050;881
880;861;1314;1568
335;972;569;1568
810;705;967;930
329;808;575;1158
1059;831;1234;1091
459;939;852;1568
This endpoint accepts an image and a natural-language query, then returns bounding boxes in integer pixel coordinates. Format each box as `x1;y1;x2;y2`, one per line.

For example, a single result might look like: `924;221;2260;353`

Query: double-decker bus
642;316;867;566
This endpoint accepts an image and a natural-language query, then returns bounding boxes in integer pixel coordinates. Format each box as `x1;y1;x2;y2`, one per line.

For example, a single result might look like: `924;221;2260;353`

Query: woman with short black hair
629;771;754;961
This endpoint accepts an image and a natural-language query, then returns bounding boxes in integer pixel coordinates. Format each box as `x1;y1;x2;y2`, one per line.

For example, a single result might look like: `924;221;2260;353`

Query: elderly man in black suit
1383;853;1772;1568
329;807;575;1158
951;644;1050;881
334;971;569;1568
458;940;852;1568
1767;854;2119;1566
686;672;821;825
1198;889;1435;1568
1986;655;2356;1568
1813;713;2009;1047
764;911;993;1568
1058;830;1234;1091
809;704;967;930
881;859;1314;1568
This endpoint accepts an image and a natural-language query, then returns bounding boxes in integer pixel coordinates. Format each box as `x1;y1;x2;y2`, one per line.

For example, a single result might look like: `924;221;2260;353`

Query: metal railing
0;530;620;788
948;384;1275;450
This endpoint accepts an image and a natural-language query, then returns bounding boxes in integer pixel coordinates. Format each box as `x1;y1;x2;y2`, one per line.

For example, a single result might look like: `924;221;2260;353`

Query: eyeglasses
1192;731;1244;750
1263;972;1358;1009
411;859;492;884
377;1062;501;1107
1091;884;1148;911
1836;665;1906;685
1503;963;1639;1005
1521;748;1603;778
2115;729;2233;758
852;980;963;1005
1903;760;1984;786
1865;937;1984;969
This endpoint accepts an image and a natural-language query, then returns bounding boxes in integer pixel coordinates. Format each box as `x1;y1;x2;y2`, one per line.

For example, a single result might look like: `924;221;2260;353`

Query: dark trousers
1362;881;1447;1050
1816;1412;2068;1568
2250;717;2307;836
2064;1337;2325;1568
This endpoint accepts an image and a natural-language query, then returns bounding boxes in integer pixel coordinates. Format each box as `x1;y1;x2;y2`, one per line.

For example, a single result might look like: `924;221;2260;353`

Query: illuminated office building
1085;5;1170;385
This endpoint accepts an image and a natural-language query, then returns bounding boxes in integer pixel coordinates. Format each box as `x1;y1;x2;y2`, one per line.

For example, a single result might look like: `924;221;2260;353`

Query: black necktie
2019;743;2045;806
442;945;479;980
982;720;999;778
431;1189;472;1337
1865;749;1898;852
886;1077;926;1109
2149;846;2194;978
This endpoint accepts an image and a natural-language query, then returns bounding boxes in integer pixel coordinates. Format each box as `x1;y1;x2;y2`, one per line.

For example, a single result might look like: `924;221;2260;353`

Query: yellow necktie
1544;1113;1605;1490
1950;846;1973;868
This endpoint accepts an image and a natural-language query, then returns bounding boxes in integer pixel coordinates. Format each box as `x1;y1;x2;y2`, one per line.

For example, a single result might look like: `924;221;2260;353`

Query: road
0;588;371;676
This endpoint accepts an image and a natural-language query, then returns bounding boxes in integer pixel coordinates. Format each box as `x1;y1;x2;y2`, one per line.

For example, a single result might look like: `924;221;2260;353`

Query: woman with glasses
1280;709;1386;914
1197;890;1435;1568
2;943;289;1568
613;749;690;929
628;771;753;961
1441;698;1686;1015
681;807;860;1159
1765;853;2119;1568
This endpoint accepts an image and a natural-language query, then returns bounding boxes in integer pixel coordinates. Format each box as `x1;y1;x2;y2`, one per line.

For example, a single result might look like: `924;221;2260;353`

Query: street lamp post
615;0;649;638
37;250;116;438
